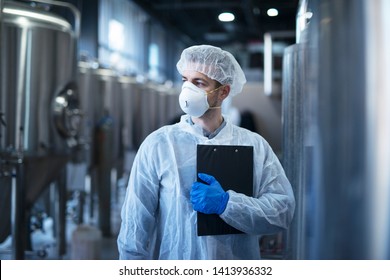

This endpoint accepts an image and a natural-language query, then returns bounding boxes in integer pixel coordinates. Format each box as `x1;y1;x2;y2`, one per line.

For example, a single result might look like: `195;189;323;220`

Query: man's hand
190;173;229;215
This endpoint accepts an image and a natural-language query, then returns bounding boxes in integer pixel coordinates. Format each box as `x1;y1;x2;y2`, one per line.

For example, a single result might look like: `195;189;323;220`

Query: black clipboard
196;144;254;236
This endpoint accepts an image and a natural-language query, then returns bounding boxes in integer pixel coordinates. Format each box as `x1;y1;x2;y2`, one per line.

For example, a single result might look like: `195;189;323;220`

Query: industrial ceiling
132;0;299;46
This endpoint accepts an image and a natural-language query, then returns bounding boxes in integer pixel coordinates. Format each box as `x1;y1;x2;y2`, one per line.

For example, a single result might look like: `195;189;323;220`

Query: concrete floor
62;179;125;260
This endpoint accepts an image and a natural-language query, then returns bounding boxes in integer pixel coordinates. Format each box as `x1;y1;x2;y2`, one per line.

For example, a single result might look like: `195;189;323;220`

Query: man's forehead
182;69;212;82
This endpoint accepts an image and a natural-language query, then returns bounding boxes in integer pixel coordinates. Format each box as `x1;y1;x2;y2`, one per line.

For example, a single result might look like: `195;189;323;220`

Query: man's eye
195;82;206;88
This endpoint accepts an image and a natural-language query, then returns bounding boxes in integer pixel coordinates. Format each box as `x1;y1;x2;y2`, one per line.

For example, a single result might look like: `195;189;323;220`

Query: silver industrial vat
118;75;141;152
139;82;158;144
0;0;80;259
0;1;80;157
91;68;122;164
282;43;310;260
76;65;123;237
138;81;181;145
75;61;96;167
283;0;390;259
77;63;133;237
75;61;181;236
155;82;181;128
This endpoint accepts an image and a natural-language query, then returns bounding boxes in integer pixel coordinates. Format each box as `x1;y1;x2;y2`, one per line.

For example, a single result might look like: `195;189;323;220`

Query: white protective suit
117;114;295;260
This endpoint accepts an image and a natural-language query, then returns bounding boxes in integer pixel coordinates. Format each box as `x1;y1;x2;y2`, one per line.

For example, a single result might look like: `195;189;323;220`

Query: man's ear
220;85;231;101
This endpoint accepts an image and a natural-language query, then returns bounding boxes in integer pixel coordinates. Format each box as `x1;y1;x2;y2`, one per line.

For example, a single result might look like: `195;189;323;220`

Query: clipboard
196;144;254;236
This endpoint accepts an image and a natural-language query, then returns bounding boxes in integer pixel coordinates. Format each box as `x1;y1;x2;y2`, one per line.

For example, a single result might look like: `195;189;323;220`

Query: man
117;45;295;259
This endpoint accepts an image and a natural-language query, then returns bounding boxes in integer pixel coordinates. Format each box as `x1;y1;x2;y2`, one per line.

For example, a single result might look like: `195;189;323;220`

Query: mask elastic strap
206;84;225;95
207;85;224;109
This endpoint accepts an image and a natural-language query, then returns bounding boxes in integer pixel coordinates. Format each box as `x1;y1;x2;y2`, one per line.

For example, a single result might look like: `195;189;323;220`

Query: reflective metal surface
76;61;181;236
1;1;77;156
282;43;311;260
0;0;79;259
92;68;122;164
118;75;140;151
283;0;390;259
308;0;369;259
364;0;390;259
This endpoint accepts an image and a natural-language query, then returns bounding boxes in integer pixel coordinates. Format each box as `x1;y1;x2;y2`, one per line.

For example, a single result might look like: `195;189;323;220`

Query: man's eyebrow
181;76;209;84
193;77;208;83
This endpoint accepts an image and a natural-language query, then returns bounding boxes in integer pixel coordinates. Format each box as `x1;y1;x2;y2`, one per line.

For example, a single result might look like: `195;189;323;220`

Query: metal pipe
11;163;25;259
296;0;312;44
0;0;3;152
263;33;273;96
365;0;390;259
263;31;295;96
0;0;4;153
28;0;80;38
56;168;67;257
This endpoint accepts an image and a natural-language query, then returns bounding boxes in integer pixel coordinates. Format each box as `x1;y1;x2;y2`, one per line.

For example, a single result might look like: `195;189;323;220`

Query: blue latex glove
190;173;229;215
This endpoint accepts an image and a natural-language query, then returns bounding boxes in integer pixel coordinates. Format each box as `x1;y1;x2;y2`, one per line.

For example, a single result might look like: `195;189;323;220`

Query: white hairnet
176;45;247;96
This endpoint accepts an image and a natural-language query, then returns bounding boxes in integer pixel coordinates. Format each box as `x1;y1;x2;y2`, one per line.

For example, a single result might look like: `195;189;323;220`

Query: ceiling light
267;8;279;17
218;12;235;22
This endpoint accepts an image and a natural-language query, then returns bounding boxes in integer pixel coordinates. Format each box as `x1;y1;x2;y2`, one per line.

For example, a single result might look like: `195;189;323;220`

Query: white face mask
179;81;222;117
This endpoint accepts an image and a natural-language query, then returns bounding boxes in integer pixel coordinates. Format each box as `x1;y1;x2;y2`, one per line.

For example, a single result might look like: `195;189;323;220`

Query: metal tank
139;81;159;143
138;81;181;144
91;68;122;164
282;44;309;260
75;66;181;236
77;66;146;237
131;78;146;149
0;0;80;259
282;0;314;260
283;0;390;259
117;77;182;177
75;61;97;167
166;85;183;124
118;75;140;152
82;66;122;237
155;83;181;128
155;85;168;129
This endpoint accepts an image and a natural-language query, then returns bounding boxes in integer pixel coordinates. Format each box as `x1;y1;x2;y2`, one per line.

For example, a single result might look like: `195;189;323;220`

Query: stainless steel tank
282;43;309;260
281;0;315;260
164;85;181;125
139;82;158;143
155;83;181;128
118;75;140;152
283;0;390;259
1;1;80;158
137;81;181;144
155;85;168;129
75;61;96;167
82;67;122;237
91;68;122;163
0;0;80;259
76;64;123;167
